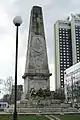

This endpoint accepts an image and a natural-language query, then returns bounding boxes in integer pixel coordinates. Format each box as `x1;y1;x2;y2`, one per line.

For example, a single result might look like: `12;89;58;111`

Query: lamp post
13;16;22;120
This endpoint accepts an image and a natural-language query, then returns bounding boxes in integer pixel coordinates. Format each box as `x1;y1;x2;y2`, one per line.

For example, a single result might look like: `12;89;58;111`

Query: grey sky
0;0;80;97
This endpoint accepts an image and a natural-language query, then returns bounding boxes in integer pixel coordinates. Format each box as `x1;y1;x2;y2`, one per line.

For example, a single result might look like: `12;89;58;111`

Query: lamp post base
13;112;17;120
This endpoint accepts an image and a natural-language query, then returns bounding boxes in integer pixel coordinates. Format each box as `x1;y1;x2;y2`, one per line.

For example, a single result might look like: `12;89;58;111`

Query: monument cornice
22;73;52;79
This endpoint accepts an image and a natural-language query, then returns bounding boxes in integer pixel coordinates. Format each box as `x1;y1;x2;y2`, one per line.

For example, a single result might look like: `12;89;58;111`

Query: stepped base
5;98;78;113
4;107;78;113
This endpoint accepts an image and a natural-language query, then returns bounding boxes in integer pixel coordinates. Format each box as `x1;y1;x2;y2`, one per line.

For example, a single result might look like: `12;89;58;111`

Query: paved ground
45;115;61;120
0;113;59;120
45;115;55;120
0;112;54;115
50;115;61;120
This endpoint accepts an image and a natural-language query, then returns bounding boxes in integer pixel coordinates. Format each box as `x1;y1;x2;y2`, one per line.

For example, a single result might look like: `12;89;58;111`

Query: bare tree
4;76;14;95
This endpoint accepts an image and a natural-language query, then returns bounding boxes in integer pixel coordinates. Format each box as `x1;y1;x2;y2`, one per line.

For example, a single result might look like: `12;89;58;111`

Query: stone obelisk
22;6;52;95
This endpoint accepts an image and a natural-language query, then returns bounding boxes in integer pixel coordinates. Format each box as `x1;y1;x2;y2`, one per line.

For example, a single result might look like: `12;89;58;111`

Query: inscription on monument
29;79;47;90
31;35;44;53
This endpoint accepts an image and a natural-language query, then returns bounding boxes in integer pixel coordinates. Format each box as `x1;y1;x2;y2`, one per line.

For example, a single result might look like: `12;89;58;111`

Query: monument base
5;94;78;113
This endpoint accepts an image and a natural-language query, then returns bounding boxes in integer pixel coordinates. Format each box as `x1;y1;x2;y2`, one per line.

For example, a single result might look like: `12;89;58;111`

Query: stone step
4;107;78;113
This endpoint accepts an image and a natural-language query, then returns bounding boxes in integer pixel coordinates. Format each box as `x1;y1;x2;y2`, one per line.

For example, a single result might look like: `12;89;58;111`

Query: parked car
0;102;8;111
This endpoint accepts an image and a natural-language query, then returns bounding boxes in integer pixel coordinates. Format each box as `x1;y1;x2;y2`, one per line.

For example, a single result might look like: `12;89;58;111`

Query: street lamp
13;16;22;120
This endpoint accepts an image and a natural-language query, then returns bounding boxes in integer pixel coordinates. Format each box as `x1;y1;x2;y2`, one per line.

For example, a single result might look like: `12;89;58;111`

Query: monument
5;6;78;114
22;6;52;95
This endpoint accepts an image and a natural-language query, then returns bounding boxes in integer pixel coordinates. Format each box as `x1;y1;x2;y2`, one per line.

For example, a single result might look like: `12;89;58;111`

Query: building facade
64;62;80;102
54;14;80;90
10;85;23;104
54;20;72;90
71;15;80;64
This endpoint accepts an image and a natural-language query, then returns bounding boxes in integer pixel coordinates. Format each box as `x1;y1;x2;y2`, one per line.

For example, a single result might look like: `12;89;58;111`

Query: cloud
0;35;15;80
18;30;28;58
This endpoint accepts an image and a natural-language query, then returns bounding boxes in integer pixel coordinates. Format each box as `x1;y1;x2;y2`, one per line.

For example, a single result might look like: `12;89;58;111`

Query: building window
77;57;80;59
64;59;66;61
67;53;69;55
63;50;65;52
63;36;65;39
77;51;79;53
76;31;78;33
67;59;69;61
77;54;79;56
67;65;69;67
67;56;69;58
77;60;80;62
76;42;79;45
63;39;65;41
64;56;66;58
63;34;65;36
63;42;65;44
60;44;62;47
76;34;78;36
61;73;63;75
60;36;62;38
66;45;68;47
63;45;65;47
60;47;62;50
77;47;79;50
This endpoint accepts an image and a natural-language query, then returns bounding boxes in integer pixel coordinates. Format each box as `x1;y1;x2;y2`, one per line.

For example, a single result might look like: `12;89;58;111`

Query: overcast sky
0;0;80;97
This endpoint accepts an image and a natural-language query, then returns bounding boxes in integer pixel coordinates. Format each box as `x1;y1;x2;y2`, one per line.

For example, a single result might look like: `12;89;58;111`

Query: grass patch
56;115;80;120
0;115;11;120
0;114;49;120
18;115;49;120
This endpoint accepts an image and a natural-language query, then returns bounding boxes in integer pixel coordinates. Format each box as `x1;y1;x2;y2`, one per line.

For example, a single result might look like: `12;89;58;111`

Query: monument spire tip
32;5;42;9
